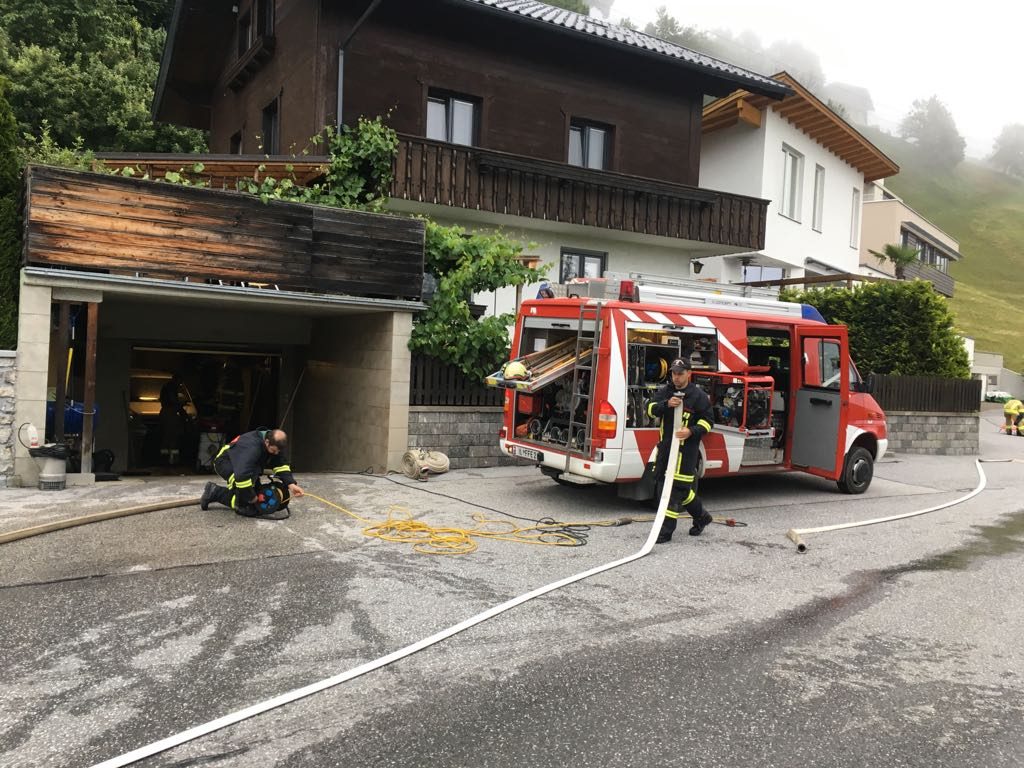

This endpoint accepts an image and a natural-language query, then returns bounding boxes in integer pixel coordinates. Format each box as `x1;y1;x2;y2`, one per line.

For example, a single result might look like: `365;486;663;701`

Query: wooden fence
866;374;981;413
410;354;502;407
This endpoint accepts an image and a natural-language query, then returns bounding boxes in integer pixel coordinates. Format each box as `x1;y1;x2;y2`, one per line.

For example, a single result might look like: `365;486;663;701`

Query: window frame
237;10;253;58
559;248;607;283
426;90;479;147
568;118;613;170
261;97;279;155
780;144;804;222
229;131;243;155
812;164;825;232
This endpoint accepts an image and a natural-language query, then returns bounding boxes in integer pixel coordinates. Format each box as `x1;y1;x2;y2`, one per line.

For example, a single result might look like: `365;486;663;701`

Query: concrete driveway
2;405;1023;767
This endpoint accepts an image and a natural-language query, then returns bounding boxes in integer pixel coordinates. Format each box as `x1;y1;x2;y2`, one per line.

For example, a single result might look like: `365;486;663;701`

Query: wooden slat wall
409;354;502;407
24;165;425;300
867;374;981;413
391;136;769;250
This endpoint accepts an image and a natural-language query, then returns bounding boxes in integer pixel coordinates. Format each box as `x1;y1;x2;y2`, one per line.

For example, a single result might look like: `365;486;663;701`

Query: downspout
336;0;386;127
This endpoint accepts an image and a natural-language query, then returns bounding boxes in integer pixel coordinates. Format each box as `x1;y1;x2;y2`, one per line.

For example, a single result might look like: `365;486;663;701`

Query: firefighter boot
689;511;713;536
200;482;217;511
656;517;677;544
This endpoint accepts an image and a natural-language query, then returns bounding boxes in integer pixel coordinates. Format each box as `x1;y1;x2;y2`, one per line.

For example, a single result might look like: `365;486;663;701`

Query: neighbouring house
820;82;875;127
9;165;425;486
151;0;791;316
859;179;962;297
697;72;899;286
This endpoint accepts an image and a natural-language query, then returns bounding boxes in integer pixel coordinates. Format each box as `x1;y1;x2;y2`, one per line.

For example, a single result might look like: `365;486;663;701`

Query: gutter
337;0;386;126
22;267;425;314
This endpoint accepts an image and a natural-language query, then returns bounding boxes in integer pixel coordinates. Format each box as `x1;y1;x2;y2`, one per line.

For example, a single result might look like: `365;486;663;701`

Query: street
1;408;1023;767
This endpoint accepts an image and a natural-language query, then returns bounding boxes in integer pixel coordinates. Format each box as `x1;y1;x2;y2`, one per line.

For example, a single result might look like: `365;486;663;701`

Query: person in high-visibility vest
1003;398;1023;436
200;429;304;515
645;358;715;543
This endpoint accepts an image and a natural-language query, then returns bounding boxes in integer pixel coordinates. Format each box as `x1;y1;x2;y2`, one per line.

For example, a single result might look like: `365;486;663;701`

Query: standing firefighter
646;358;714;543
201;429;304;516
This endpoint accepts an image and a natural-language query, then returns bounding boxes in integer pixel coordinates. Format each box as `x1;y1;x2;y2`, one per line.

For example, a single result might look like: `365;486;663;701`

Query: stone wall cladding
884;410;979;456
408;407;532;469
0;351;16;486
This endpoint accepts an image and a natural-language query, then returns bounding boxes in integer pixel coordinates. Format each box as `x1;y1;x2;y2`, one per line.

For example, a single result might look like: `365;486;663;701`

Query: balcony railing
391;135;768;250
903;261;954;297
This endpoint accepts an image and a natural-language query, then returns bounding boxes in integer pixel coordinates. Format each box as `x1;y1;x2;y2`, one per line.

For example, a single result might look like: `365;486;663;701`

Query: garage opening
127;346;281;474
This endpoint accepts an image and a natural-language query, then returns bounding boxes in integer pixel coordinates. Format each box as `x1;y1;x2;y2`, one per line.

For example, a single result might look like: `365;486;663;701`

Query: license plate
511;445;541;461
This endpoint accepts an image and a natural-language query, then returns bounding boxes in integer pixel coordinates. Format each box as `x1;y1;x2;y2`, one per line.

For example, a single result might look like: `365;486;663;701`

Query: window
812;165;825;232
559;248;606;283
568;120;611;170
802;338;842;390
237;11;252;57
780;145;803;221
255;0;274;36
849;187;861;248
261;98;279;154
742;265;785;283
229;132;243;155
426;91;477;146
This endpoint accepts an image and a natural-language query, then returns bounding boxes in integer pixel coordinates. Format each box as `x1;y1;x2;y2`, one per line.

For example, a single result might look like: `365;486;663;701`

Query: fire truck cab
487;275;887;497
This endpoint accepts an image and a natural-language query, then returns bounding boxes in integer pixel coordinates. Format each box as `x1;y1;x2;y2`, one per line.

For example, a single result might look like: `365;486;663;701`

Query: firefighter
200;428;304;515
1003;397;1023;435
646;358;714;543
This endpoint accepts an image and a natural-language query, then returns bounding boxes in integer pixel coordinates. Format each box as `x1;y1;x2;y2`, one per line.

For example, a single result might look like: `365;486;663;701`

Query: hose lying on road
0;498;201;545
786;459;987;552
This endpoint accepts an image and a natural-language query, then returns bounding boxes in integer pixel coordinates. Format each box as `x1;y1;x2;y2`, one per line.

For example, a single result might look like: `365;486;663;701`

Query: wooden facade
23;165;425;300
155;0;785;251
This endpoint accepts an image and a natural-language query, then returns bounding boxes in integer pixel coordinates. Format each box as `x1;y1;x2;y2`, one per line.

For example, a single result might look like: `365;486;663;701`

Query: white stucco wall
760;112;865;274
699;109;867;282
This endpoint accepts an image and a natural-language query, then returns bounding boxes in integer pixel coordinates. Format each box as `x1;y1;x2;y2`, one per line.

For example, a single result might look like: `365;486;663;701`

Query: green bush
781;280;970;378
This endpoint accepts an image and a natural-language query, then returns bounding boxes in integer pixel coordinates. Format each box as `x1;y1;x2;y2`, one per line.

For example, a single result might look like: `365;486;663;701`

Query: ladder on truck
564;301;603;466
484;337;593;392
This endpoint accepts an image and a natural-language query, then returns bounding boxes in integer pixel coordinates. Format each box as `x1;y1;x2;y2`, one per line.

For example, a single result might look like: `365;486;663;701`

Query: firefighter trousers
208;452;260;515
654;437;705;522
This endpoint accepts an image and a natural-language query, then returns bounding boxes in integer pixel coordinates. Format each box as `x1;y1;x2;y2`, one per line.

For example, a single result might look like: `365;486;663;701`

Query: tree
0;0;204;152
899;96;965;168
0;77;20;348
643;6;708;49
545;0;589;12
781;282;970;378
869;242;920;280
990;123;1024;178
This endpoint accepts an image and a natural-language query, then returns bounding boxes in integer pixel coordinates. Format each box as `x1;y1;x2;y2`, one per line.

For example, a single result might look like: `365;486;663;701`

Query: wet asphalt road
2;408;1023;767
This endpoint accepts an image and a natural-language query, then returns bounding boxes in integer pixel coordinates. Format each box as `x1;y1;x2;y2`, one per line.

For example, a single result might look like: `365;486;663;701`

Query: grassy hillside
860;127;1024;371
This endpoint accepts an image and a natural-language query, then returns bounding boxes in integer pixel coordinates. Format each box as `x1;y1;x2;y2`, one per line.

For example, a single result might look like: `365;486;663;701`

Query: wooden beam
81;302;98;475
54;302;69;442
737;98;762;129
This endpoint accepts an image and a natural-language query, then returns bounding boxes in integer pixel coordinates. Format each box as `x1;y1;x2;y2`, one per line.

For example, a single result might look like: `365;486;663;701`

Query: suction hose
0;497;200;545
786;459;987;552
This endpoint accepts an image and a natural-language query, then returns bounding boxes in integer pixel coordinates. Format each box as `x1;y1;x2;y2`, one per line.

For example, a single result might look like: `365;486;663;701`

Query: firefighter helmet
503;361;529;381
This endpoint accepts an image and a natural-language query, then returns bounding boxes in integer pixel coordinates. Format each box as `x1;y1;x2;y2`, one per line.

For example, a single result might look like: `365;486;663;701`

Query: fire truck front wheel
837;446;873;494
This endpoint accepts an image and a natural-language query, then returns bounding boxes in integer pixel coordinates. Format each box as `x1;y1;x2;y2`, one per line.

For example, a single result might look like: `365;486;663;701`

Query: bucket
29;443;68;491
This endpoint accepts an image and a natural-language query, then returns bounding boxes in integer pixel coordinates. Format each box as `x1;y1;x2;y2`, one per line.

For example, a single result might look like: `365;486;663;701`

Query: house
859;179;962;297
152;0;791;316
9;165;425;486
820;82;875;127
698;72;899;285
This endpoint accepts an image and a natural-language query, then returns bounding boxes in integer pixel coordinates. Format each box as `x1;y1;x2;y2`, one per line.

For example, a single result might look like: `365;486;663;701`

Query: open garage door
127;346;281;474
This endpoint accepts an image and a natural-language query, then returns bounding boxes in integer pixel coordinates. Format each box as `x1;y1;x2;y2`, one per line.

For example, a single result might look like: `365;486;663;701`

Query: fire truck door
791;327;850;479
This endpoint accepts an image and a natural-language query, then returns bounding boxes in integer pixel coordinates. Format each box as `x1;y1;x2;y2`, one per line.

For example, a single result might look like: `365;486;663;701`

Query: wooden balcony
903;261;954;297
391;135;768;250
23;165;425;300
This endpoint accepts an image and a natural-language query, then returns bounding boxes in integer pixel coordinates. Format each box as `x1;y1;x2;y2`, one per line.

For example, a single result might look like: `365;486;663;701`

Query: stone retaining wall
0;351;15;486
884;410;979;455
407;406;528;469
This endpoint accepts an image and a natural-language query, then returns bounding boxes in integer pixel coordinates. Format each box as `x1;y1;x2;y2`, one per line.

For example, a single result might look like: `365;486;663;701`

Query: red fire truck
487;276;887;497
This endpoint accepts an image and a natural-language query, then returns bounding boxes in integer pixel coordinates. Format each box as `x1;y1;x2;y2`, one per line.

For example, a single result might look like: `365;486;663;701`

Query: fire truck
486;274;887;498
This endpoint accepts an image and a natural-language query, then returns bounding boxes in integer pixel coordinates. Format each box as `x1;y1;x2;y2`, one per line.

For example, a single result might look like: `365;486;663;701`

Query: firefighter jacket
1004;399;1023;416
216;429;297;500
646;381;715;446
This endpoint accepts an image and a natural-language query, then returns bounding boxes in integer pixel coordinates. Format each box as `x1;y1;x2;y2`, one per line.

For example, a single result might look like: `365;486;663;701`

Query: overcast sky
602;1;1020;158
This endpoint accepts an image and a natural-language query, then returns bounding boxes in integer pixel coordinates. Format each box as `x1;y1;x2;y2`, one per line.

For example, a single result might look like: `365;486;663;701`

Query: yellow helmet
503;361;529;381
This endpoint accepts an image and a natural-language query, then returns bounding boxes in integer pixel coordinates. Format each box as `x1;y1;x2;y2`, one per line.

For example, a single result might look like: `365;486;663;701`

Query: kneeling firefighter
646;358;714;543
201;428;305;516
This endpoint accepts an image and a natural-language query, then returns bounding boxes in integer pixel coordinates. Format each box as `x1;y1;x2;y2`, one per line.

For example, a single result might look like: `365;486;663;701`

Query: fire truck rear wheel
837;446;873;494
